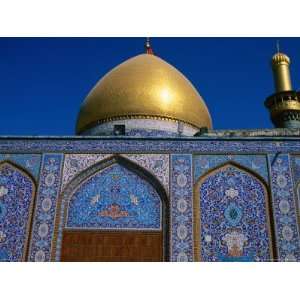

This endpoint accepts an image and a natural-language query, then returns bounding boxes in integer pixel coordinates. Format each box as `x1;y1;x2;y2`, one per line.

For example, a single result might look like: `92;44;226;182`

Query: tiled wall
1;138;300;261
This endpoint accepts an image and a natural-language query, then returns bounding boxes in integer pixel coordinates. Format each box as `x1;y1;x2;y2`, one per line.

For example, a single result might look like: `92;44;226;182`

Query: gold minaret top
265;45;300;129
271;48;292;92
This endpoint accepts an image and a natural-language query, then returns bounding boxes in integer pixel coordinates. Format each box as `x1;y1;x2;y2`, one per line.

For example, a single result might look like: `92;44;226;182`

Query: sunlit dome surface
76;53;212;134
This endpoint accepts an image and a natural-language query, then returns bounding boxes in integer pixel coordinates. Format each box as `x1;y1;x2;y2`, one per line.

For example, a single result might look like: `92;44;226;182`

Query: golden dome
76;53;212;134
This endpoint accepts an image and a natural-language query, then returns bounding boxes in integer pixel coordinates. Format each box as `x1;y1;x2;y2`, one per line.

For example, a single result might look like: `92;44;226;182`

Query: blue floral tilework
198;165;272;261
268;154;300;261
194;154;268;183
291;155;300;185
0;162;35;261
28;154;63;262
66;163;162;229
290;155;300;221
171;154;193;262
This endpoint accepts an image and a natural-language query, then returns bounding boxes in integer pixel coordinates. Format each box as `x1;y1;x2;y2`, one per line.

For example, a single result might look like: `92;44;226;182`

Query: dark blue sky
1;37;300;136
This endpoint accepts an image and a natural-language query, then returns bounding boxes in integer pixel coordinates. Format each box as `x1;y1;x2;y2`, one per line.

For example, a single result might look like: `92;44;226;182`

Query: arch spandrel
61;153;169;195
0;161;36;261
194;162;275;262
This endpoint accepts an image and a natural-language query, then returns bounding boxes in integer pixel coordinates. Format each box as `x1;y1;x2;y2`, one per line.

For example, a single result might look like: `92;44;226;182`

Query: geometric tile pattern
28;154;63;262
268;154;300;261
0;162;35;261
171;154;193;261
196;164;273;261
66;163;162;229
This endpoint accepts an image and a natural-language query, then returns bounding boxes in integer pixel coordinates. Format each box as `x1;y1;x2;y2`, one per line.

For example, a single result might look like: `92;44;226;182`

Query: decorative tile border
170;154;193;261
290;155;300;227
194;154;268;183
290;155;300;186
28;154;64;262
268;154;300;261
1;138;300;154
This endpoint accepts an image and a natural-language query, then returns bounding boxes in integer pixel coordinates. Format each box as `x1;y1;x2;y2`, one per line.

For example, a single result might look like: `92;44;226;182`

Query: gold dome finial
145;37;154;55
271;42;292;92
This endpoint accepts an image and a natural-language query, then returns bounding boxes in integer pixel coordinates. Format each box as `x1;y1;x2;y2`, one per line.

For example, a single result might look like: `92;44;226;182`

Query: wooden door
61;230;163;262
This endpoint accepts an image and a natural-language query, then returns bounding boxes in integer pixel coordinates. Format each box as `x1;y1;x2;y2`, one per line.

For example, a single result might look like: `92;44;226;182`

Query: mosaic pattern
0;136;300;262
62;154;169;192
123;129;178;137
297;187;300;222
1;138;300;154
291;155;300;185
0;162;35;261
123;154;169;192
67;163;162;229
171;154;193;262
268;154;300;261
196;164;272;261
194;154;268;182
28;154;63;262
0;154;41;180
290;155;300;223
62;154;109;190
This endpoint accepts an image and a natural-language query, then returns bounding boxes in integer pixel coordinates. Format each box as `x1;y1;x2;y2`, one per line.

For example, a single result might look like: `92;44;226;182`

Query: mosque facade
0;40;300;262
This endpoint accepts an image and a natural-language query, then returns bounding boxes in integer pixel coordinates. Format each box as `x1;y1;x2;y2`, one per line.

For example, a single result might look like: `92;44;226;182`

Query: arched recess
193;161;276;262
52;155;169;261
0;161;36;261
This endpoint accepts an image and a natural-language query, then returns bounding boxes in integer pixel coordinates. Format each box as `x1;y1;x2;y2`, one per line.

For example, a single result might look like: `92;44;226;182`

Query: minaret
265;46;300;128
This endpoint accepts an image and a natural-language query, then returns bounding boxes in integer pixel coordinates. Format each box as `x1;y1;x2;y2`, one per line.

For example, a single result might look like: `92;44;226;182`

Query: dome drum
81;116;199;137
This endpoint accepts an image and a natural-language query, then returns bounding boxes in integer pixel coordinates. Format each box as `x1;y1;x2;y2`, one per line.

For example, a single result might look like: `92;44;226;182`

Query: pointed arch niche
194;162;276;262
52;156;169;261
0;161;36;261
